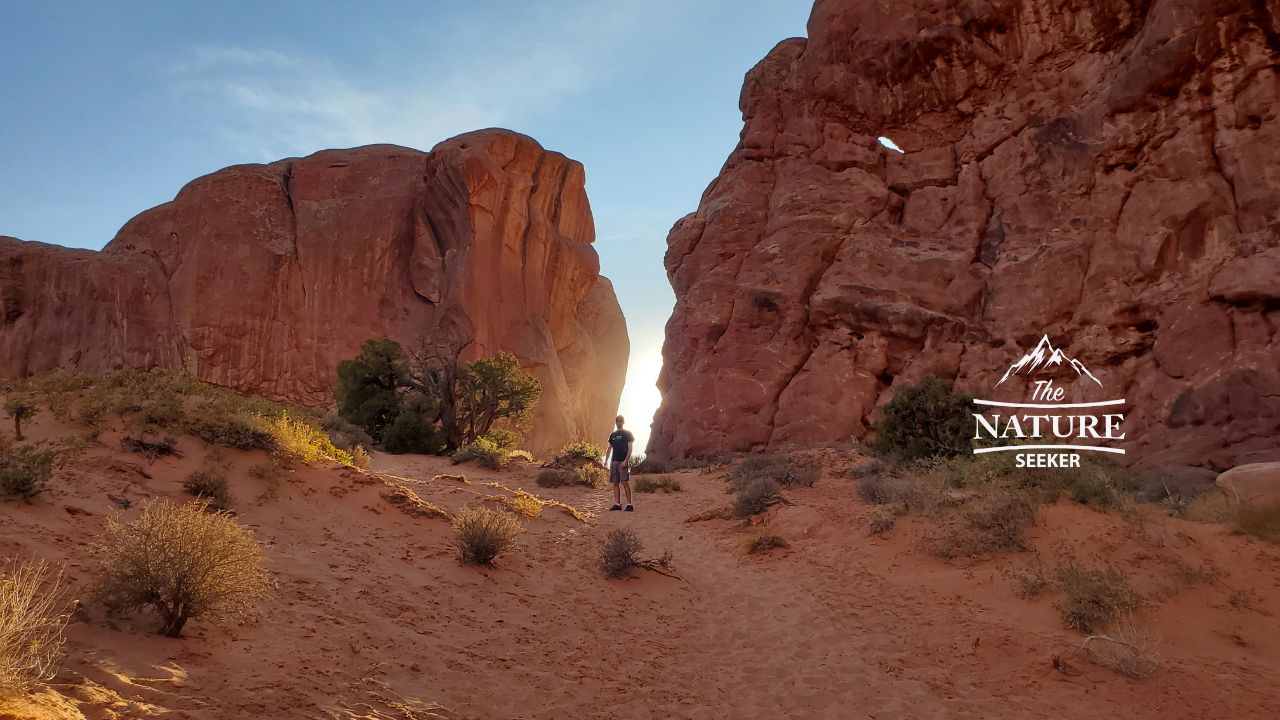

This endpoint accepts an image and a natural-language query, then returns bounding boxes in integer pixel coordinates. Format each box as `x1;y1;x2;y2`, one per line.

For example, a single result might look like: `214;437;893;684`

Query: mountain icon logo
995;335;1103;387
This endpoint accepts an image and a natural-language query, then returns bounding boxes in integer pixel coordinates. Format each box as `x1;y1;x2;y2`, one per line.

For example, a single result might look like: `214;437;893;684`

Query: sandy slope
2;414;1279;719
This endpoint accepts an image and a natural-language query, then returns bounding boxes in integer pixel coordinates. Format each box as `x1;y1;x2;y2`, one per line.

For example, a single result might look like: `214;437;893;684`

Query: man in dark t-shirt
606;415;635;512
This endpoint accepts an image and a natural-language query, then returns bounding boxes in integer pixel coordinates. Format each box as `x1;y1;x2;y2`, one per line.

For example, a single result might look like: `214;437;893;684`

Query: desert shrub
187;413;274;451
480;427;521;451
94;500;269;637
1056;558;1139;633
600;528;643;578
0;442;61;501
1233;501;1280;543
4;396;39;441
269;413;356;466
536;466;607;489
349;445;371;469
451;353;541;447
0;560;68;693
1185;491;1235;523
556;440;604;465
867;508;898;535
453;506;522;565
728;453;819;492
745;535;788;554
182;469;234;511
508;449;534;463
1065;471;1119;507
858;473;929;510
321;411;375;453
628;453;647;472
926;491;1036;560
1003;558;1050;598
121;434;178;460
633;456;673;474
732;477;780;518
451;437;508;469
871;375;973;461
634;475;682;493
1082;615;1161;679
509;490;544;518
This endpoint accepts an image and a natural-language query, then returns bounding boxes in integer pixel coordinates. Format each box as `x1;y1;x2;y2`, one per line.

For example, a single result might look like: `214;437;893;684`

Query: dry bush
634;475;681;493
187;413;274;451
0;442;62;501
451;438;508;469
732;477;781;518
555;441;604;465
4;396;39;441
627;452;647;472
1056;558;1140;633
509;490;544;518
182;469;234;511
926;490;1036;560
1185;491;1235;523
269;412;358;466
633;456;674;474
536;466;606;489
866;507;898;536
1082;614;1162;679
0;560;68;694
856;472;943;512
728;453;818;492
350;445;372;469
601;528;644;578
453;507;522;565
94;500;269;637
1002;557;1050;599
508;449;534;463
745;535;788;554
1233;501;1280;543
121;434;178;460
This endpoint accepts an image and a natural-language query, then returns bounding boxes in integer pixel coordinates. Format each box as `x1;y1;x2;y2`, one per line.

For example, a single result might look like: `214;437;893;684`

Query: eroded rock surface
1;130;628;453
651;0;1280;468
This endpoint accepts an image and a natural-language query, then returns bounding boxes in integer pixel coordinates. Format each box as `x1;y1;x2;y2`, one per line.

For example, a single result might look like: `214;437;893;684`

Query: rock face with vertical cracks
0;129;629;454
650;0;1280;469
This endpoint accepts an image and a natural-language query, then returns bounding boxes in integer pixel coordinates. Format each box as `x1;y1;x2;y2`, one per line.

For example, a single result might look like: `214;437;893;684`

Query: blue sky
0;0;813;448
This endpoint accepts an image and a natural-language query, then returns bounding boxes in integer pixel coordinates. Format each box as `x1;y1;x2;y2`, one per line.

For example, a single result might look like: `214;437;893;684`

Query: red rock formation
0;129;628;454
651;0;1280;469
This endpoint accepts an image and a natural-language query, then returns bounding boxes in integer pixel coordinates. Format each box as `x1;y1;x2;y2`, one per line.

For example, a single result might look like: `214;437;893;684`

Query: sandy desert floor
2;412;1279;719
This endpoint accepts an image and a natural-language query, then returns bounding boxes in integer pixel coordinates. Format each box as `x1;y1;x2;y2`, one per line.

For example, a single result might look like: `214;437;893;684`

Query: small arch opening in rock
877;136;904;153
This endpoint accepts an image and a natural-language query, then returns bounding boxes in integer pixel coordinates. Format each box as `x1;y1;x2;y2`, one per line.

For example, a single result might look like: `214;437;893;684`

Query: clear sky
0;0;814;450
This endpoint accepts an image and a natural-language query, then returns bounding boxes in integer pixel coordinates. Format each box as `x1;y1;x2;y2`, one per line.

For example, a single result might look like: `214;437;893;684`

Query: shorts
609;460;630;484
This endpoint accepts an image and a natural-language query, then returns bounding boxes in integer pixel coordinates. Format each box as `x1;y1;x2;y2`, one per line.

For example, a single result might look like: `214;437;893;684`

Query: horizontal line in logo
974;444;1126;455
972;398;1126;409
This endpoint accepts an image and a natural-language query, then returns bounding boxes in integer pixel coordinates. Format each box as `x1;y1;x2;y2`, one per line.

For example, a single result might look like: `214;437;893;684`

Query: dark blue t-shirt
608;430;634;462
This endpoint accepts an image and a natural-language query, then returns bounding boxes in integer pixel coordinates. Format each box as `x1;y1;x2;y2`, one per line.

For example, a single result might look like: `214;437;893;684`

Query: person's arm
604;440;613;466
626;439;634;463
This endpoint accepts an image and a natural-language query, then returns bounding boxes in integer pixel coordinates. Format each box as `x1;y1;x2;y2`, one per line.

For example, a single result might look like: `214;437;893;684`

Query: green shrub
0;560;68;693
480;427;521;451
1056;559;1139;633
872;375;973;461
634;475;682;493
268;412;356;466
336;338;409;441
600;528;643;578
94;500;268;637
453;507;522;565
556;440;604;464
727;454;818;492
536;466;607;489
0;442;61;500
451;437;508;469
182;469;234;511
187;413;274;451
381;400;446;455
732;477;780;518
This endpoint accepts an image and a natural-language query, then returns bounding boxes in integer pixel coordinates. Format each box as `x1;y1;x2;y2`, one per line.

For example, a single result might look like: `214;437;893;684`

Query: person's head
615;414;625;429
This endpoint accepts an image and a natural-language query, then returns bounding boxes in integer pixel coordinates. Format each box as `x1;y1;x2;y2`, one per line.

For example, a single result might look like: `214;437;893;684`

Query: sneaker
624;505;634;512
609;504;622;511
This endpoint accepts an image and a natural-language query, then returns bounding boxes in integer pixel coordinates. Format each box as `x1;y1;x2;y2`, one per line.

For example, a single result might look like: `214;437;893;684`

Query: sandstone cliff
650;0;1280;469
1;129;628;453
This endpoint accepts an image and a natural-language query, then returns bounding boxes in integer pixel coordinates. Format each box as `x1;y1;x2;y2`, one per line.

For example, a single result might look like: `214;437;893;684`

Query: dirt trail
2;421;1279;719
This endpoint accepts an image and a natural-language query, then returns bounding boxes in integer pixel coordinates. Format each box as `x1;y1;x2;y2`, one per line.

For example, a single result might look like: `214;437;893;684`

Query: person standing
605;415;635;512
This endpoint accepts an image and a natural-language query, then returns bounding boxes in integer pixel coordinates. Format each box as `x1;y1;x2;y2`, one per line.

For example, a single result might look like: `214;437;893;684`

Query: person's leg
609;462;622;510
623;481;633;506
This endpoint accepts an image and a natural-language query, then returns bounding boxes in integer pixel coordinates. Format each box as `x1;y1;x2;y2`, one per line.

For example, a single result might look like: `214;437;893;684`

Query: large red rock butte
650;0;1280;470
0;129;628;454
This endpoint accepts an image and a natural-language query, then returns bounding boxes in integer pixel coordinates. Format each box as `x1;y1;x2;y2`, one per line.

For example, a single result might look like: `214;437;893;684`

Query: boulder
0;129;628;454
650;0;1280;468
1216;462;1280;508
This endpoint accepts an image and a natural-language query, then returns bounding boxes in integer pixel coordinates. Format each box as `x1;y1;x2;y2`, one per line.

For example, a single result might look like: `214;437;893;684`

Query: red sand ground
2;411;1279;719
